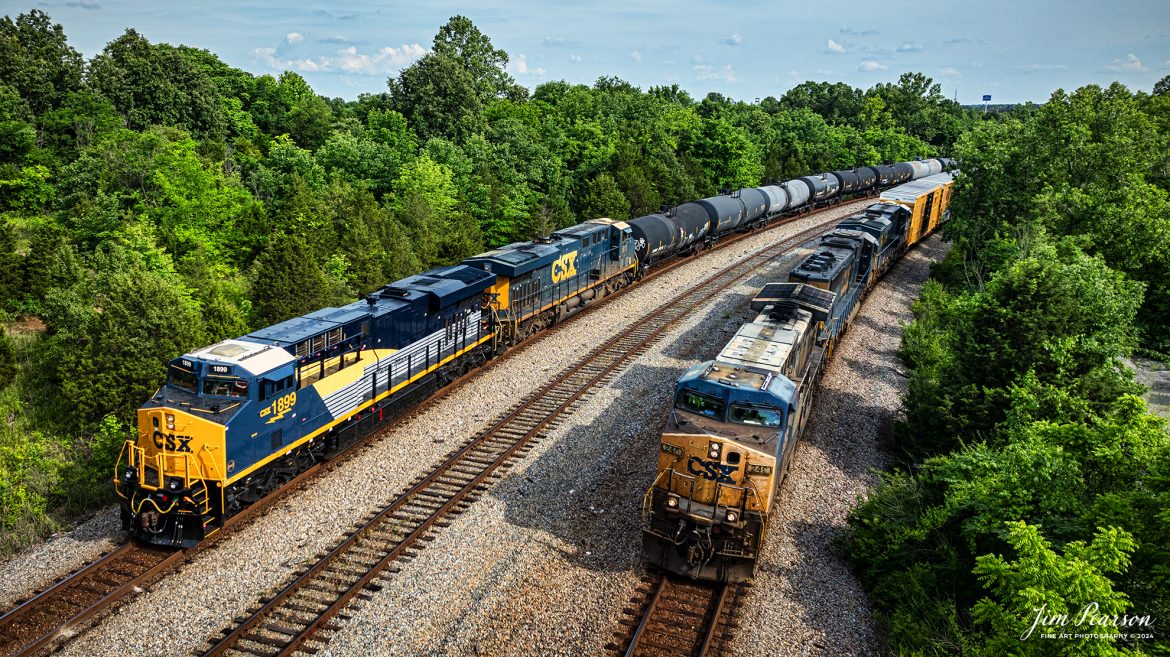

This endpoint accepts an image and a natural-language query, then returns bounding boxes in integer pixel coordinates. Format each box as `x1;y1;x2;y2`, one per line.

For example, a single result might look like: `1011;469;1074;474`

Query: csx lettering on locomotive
687;456;738;483
152;431;194;453
550;251;578;284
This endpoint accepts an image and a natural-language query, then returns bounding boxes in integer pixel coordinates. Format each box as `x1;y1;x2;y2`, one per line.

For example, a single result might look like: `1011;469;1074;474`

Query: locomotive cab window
729;404;782;428
203;376;249;398
676;389;725;419
168;365;198;393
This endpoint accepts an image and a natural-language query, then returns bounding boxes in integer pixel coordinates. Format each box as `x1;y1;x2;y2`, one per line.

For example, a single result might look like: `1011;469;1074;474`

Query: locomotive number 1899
261;391;297;424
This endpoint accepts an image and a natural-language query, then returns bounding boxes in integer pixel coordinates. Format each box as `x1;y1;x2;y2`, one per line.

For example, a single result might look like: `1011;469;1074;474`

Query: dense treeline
845;82;1170;655
0;11;968;551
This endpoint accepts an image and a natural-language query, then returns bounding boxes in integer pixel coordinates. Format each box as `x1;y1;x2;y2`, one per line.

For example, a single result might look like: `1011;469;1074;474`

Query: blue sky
15;0;1170;104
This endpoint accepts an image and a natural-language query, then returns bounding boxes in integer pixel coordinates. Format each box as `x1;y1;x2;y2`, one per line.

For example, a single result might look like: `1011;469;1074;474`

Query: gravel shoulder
24;204;868;657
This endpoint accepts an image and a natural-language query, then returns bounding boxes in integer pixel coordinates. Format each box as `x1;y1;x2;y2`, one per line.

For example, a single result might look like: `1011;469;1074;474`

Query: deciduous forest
0;11;964;551
845;85;1170;655
1;8;1169;656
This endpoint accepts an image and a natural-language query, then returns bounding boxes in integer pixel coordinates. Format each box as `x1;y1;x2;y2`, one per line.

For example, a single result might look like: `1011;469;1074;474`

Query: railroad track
612;575;744;657
0;201;863;657
199;218;834;657
0;544;176;657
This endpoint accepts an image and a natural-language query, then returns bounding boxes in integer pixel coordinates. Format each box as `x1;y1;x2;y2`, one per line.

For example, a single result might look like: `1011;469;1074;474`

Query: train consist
641;171;955;582
115;158;953;548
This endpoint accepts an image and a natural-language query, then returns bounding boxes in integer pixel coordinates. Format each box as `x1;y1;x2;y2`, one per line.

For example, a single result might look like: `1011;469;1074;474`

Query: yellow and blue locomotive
115;218;637;547
116;162;954;550
116;265;497;546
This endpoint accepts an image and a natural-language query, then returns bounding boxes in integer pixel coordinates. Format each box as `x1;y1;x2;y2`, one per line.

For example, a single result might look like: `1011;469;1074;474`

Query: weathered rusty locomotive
641;172;955;581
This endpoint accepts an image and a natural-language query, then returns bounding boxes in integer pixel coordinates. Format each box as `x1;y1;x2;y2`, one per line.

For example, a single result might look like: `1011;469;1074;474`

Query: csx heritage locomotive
642;171;955;581
116;158;953;548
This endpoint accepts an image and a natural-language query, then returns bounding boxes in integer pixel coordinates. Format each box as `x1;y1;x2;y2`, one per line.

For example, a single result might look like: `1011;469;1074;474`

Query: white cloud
858;60;886;72
254;42;427;75
897;42;924;52
693;63;737;83
512;53;546;76
722;34;743;46
630;50;642;63
1105;53;1147;71
569;53;583;62
541;37;578;47
840;26;877;37
939;66;961;76
1015;63;1067;72
286;32;304;44
826;38;844;53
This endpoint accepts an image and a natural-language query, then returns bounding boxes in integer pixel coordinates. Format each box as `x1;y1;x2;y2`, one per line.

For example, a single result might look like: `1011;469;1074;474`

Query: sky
11;0;1170;104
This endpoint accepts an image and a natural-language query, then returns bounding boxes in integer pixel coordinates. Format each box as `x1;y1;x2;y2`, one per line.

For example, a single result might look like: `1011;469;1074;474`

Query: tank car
797;174;841;205
694;195;747;237
756;185;789;217
779;179;810;210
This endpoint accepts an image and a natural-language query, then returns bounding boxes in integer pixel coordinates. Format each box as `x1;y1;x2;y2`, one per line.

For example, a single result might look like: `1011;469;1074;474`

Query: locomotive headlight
123;467;136;481
166;414;175;430
708;442;721;460
666;495;680;509
167;477;181;491
725;510;738;523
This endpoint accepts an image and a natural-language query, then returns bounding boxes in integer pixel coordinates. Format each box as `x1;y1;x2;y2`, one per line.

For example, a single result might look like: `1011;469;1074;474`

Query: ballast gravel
323;235;948;657
1;200;906;657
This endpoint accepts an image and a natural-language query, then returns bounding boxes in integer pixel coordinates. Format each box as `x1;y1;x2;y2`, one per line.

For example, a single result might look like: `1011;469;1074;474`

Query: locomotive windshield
168;365;198;392
729;403;782;428
202;376;249;398
676;389;725;419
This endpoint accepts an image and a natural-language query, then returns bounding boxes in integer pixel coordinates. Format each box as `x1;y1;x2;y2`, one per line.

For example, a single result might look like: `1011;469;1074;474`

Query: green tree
282;93;334;150
973;522;1136;657
580;172;628;220
0;329;14;391
41;241;207;428
0;84;35;164
390;16;516;141
86;29;226;136
0;217;19;306
250;233;331;325
392;154;482;265
0;10;83;114
780;80;865;127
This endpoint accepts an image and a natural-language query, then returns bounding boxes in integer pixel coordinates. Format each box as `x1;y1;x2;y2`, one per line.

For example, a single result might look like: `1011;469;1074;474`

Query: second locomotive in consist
116;158;953;549
641;172;955;581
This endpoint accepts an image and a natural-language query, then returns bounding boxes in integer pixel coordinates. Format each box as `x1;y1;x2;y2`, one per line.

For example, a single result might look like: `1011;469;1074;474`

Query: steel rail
0;199;866;657
200;212;840;657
